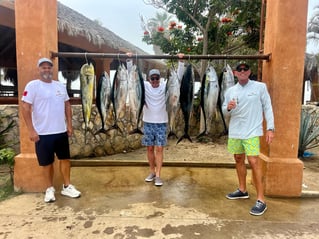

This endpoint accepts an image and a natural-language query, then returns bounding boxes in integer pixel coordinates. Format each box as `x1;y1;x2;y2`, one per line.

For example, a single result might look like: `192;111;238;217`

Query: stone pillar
14;0;62;192
260;0;308;196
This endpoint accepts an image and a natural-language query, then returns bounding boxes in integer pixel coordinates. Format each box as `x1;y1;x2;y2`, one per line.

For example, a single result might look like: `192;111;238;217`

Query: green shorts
227;137;260;156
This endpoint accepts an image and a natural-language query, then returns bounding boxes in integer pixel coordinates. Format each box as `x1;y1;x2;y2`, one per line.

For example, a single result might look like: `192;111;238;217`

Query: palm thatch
57;2;149;54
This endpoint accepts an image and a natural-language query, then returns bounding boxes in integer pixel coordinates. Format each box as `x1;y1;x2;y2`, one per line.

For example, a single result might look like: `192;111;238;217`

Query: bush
298;108;319;157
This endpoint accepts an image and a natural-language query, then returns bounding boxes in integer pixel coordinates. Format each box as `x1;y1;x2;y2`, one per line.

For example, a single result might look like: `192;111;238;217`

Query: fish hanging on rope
80;62;95;142
177;64;194;144
95;71;111;134
128;64;145;135
218;64;235;134
198;64;219;137
110;63;128;133
166;68;180;138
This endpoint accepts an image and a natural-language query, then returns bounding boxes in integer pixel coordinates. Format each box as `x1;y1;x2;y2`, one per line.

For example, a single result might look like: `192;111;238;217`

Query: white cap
149;69;160;77
37;57;53;67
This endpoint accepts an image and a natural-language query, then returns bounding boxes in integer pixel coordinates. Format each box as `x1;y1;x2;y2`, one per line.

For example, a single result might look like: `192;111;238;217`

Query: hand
29;130;39;142
227;98;237;111
177;53;184;59
266;130;274;144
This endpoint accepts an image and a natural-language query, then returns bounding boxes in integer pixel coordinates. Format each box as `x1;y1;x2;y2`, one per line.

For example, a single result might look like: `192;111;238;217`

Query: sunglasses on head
150;77;160;81
236;67;249;72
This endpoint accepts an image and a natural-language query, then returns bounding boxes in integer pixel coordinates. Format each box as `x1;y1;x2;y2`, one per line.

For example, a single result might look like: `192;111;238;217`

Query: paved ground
1;140;319;239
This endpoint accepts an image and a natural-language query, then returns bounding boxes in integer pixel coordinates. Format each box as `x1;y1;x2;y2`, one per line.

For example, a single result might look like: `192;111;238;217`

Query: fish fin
129;128;144;135
167;131;178;139
196;131;207;138
94;128;108;135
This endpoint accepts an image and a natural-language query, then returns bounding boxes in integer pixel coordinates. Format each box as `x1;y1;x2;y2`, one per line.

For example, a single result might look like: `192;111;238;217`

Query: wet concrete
1;165;319;238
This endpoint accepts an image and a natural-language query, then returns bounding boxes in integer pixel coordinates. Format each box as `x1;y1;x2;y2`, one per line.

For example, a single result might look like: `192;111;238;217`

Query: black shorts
35;132;70;166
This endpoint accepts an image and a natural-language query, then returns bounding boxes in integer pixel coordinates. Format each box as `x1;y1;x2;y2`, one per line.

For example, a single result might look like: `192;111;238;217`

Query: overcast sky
59;0;318;54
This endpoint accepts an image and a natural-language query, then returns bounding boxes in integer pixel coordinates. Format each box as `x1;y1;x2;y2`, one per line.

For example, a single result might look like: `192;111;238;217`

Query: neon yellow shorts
227;137;260;156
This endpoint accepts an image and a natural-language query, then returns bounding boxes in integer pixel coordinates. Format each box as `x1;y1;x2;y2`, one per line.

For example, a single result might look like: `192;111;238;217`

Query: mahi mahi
177;64;194;144
80;62;95;142
198;65;219;137
96;71;111;134
128;64;145;134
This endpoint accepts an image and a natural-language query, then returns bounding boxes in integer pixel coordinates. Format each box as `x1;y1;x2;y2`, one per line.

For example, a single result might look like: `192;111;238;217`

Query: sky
58;0;318;55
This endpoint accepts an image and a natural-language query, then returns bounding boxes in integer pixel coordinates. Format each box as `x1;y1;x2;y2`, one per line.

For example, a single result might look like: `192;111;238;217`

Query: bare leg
234;153;247;192
155;146;163;177
147;146;156;174
59;160;71;186
42;164;54;188
247;156;265;202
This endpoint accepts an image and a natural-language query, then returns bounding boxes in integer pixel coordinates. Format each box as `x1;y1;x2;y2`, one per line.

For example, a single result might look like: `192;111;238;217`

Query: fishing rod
51;51;271;61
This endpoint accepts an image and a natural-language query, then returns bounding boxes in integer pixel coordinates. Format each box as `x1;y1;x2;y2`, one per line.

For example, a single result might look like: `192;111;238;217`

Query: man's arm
65;100;73;136
21;101;39;142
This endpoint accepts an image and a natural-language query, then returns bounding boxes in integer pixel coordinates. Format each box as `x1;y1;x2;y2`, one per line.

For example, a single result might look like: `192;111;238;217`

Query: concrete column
14;0;61;192
261;0;308;196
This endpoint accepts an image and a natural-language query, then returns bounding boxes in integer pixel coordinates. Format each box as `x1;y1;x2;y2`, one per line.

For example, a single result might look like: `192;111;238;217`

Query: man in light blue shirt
222;62;275;216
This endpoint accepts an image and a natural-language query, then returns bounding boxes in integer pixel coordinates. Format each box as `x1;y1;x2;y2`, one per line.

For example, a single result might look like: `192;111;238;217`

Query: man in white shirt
21;57;81;203
142;69;168;186
222;62;275;216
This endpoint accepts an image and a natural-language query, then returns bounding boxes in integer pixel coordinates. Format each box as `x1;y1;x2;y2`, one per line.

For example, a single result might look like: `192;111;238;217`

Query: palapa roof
56;1;149;54
0;0;162;69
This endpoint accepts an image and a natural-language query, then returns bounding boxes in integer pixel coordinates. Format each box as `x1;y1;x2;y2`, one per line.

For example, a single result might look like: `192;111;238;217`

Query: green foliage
0;148;15;167
298;108;319;157
142;0;261;56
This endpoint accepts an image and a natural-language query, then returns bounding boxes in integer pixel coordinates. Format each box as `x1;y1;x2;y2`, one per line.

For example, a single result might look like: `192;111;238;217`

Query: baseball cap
149;69;160;77
37;57;53;67
235;62;249;71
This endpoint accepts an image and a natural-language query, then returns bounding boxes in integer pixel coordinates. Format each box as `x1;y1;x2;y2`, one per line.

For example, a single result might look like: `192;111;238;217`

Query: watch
267;128;275;132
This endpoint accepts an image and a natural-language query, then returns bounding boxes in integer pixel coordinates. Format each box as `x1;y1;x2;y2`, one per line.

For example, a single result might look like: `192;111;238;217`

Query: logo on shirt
23;91;28;96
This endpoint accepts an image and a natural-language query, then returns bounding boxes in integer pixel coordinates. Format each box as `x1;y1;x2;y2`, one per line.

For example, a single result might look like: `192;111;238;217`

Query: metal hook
85;52;88;64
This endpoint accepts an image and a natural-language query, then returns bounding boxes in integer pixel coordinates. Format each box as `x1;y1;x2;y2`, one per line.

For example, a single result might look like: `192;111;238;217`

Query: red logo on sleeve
23;91;28;96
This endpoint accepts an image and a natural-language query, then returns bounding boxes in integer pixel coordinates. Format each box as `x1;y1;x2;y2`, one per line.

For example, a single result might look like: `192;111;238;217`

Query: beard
41;73;53;81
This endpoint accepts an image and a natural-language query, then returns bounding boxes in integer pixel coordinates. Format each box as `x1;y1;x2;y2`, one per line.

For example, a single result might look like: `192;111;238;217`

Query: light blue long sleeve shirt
222;79;274;139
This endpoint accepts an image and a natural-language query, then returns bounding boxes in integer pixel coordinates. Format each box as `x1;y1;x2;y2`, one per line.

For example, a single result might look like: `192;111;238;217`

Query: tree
307;5;319;47
141;0;262;76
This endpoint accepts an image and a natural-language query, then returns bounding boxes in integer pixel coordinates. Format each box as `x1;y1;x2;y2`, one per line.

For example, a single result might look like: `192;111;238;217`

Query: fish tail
176;134;192;144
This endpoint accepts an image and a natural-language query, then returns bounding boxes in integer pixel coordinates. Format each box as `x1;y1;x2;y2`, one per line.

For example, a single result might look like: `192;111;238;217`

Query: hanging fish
177;64;194;144
95;71;111;134
80;62;95;142
128;64;145;134
166;68;180;138
218;64;235;133
110;63;128;133
198;65;219;137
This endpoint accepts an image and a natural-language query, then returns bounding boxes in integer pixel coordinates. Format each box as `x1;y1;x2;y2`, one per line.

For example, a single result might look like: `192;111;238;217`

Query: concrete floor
1;165;319;239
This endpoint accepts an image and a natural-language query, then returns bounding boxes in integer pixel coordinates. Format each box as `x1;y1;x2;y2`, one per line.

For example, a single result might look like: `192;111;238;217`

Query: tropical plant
307;4;319;47
141;0;262;76
0;148;15;184
298;108;319;157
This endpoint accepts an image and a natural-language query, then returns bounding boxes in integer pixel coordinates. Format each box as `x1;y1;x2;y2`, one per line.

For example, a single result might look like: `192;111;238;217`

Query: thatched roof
56;2;149;54
0;0;159;67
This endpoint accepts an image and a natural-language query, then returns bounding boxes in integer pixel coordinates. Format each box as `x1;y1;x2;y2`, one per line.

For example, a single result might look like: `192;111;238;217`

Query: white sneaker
44;186;56;203
61;184;81;198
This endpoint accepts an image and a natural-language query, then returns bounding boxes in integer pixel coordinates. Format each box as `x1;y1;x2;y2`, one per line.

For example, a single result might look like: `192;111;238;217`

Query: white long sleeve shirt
222;79;274;139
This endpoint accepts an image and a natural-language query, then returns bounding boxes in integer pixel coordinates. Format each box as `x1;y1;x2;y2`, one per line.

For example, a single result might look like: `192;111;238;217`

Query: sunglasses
236;67;249;72
150;77;160;81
